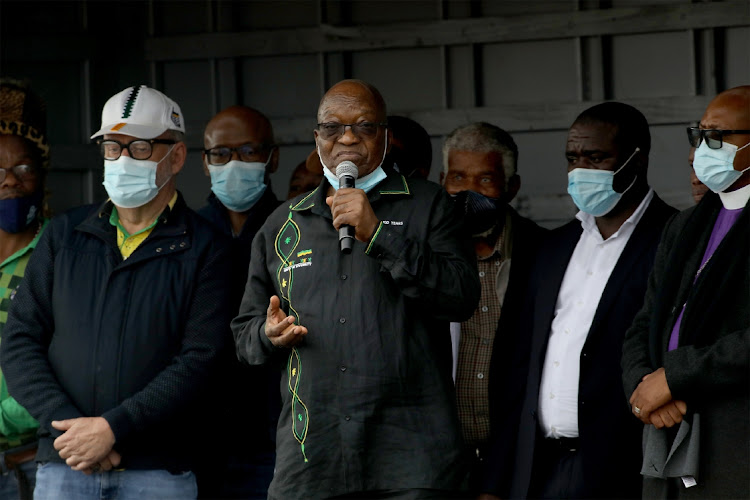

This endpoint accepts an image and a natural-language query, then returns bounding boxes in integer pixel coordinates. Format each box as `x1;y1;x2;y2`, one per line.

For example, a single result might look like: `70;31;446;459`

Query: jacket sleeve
100;238;232;443
232;224;283;366
0;221;86;433
621;213;678;399
663;326;750;401
363;189;480;322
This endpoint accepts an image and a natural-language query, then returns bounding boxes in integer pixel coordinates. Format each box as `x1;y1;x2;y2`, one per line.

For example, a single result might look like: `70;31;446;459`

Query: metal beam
144;1;749;61
271;95;713;144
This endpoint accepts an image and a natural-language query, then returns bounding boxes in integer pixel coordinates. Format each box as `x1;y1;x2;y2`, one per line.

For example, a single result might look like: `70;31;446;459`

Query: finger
650;413;665;429
109;450;121;467
665;404;684;426
660;409;676;428
266;316;296;339
99;457;113;472
51;420;72;431
674;400;687;415
274;324;308;347
325;196;333;207
267;296;282;316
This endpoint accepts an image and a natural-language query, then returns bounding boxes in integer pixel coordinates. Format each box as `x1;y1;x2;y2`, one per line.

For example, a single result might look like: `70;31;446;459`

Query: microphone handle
339;175;356;254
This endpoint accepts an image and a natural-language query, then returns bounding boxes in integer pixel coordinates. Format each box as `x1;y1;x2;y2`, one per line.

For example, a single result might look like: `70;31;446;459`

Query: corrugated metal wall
3;0;749;226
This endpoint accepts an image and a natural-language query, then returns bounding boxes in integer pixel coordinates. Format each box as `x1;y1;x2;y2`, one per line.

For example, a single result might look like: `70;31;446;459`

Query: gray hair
167;130;185;143
442;122;518;181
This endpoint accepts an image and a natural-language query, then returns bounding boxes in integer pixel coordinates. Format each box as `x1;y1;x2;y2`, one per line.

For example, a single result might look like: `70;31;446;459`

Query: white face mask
207;159;268;212
103;146;174;208
693;139;750;193
317;134;389;193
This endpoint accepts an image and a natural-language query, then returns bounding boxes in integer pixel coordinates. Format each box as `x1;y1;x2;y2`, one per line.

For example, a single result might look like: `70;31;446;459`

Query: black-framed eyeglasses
0;164;38;183
97;139;176;161
316;122;387;140
686;127;750;150
203;143;275;166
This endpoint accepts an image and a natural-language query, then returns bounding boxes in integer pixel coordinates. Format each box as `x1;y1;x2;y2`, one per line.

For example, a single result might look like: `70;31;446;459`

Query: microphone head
336;161;359;181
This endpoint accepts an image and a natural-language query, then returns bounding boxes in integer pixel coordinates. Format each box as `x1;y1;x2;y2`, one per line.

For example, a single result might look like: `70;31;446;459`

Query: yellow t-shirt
109;193;178;259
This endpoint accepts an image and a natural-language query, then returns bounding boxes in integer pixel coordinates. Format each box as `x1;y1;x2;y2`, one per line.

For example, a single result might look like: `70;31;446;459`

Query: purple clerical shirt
667;206;744;351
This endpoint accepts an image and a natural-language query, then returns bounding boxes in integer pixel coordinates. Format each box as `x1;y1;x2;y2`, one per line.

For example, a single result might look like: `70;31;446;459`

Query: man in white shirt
480;102;677;499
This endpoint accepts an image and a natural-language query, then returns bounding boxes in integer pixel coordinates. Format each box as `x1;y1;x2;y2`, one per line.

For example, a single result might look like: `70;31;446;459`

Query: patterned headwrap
0;78;49;169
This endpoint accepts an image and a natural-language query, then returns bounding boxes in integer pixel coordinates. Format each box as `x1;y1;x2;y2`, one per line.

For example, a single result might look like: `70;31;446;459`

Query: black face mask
451;190;505;236
0;190;42;234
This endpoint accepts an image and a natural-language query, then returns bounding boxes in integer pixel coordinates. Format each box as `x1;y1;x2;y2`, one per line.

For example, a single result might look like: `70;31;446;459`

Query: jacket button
156;248;162;252
340;366;347;372
180;242;186;247
344;415;351;421
169;244;175;250
339;317;346;324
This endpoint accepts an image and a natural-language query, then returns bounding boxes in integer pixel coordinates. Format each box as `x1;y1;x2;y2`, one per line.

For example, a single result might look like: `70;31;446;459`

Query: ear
170;142;187;175
268;147;280;174
385;128;393;155
505;174;521;203
201;152;210;177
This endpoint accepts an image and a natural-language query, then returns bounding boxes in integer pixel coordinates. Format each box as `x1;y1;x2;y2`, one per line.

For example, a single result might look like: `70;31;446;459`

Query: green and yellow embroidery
274;212;310;462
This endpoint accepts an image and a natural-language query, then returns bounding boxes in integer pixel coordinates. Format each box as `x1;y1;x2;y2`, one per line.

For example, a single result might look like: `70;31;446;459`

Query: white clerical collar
719;182;750;210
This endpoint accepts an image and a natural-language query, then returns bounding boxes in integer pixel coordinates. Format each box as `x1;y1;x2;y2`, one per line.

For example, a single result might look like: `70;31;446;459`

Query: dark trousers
527;436;585;499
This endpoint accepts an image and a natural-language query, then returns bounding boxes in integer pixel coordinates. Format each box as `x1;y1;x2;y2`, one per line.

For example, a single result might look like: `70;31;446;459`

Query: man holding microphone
232;79;479;499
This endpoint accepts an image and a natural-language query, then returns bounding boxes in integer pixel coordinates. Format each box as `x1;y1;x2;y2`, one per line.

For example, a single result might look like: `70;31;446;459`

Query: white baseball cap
90;85;185;140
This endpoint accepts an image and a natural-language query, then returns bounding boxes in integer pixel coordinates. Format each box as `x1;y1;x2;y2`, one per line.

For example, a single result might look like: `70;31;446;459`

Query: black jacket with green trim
232;170;480;498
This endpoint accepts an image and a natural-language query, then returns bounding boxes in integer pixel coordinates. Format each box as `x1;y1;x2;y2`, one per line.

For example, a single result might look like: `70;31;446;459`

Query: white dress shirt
538;189;654;438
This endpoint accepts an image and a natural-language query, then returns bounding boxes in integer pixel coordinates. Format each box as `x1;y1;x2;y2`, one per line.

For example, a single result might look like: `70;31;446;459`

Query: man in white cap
0;85;232;499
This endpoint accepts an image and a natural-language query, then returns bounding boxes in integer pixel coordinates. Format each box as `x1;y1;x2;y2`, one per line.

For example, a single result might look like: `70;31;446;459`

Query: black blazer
482;193;676;499
622;192;749;498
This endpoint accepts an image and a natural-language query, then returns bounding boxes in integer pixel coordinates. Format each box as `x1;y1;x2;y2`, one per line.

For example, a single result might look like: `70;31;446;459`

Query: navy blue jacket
0;193;232;471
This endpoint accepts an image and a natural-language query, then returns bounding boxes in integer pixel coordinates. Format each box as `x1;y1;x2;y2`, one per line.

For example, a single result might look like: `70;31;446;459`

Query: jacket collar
80;191;189;240
289;169;412;217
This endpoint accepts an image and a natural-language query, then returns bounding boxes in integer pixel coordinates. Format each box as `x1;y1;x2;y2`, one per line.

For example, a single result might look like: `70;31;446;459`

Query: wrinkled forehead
317;90;384;122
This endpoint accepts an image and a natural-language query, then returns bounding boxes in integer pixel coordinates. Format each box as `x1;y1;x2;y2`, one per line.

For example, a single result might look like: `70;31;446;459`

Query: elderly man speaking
232;79;480;499
0;85;231;499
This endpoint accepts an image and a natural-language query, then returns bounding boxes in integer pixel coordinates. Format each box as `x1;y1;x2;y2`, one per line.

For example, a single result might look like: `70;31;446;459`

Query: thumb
51;419;72;430
110;450;122;467
325;196;333;207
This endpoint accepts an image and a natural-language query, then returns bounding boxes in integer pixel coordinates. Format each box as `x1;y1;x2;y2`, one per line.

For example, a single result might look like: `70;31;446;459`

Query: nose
338;125;359;145
0;168;22;188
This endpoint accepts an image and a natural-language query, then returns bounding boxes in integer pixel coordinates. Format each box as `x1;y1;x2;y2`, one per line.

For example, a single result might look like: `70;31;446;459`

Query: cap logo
122;85;142;119
171;109;181;127
111;123;127;131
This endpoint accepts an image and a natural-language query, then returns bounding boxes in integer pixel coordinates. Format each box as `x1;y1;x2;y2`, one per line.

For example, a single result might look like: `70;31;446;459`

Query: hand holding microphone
325;161;380;254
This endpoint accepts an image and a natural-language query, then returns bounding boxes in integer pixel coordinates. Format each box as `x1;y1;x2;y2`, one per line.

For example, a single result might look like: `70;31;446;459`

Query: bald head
702;85;750;130
202;105;278;178
204;106;274;149
317;80;387;123
699;85;750;191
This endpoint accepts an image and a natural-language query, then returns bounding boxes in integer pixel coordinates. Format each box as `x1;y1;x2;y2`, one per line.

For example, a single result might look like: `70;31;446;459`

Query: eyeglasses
0;164;38;183
98;139;176;161
686;127;750;150
316;122;387;140
204;143;274;166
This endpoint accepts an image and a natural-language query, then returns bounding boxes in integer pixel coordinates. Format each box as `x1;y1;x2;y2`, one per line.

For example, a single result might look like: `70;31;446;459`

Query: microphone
336;161;359;254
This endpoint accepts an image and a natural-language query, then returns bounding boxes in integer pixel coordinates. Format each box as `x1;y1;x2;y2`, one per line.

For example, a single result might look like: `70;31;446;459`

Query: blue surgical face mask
318;134;389;194
693;139;750;193
0;190;43;234
207;159;268;212
567;147;640;217
103;146;174;209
